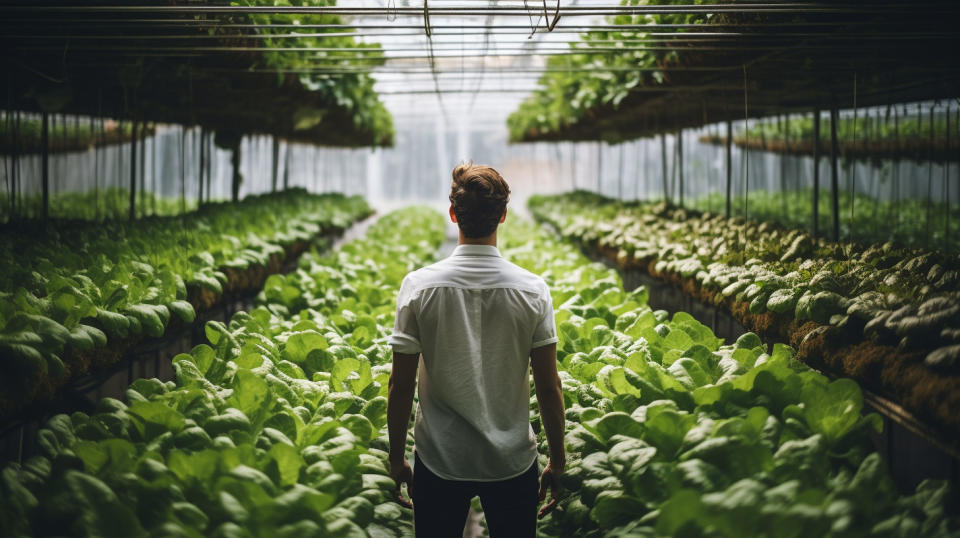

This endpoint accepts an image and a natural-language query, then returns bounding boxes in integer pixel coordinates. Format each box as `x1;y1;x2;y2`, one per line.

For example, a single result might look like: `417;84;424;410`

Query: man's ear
449;205;457;223
499;209;507;223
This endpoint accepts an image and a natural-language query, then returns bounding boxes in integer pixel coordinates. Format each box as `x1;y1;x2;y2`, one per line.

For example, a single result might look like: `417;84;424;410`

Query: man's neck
458;230;497;247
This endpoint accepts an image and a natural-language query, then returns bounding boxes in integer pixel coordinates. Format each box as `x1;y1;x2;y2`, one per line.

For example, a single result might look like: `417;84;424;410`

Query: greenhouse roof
1;1;958;144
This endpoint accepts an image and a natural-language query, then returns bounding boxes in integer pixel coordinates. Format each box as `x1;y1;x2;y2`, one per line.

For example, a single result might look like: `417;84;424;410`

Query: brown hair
449;162;511;238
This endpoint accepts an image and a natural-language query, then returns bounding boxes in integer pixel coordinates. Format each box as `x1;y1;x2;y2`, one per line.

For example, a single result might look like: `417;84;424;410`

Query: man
387;163;566;537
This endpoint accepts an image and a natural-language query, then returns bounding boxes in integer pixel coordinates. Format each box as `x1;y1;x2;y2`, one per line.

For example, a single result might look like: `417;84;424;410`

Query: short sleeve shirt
388;244;558;481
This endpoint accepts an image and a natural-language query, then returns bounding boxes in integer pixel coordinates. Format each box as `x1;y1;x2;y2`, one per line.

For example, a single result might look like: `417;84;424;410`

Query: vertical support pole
677;129;684;207
570;143;577;190
595;142;602;193
117;119;124;205
640;138;647;201
12;110;20;218
311;146;318;192
231;140;242;203
725;120;732;217
946;106;951;252
812;109;821;238
893;106;901;230
830;106;840;242
206;133;213;202
283;143;291;190
271;136;280;192
618;143;625;200
139;123;146;216
41;112;50;221
198;128;205;205
151;123;158;215
129;120;138;221
180;127;187;214
660;132;669;204
94;115;102;220
781;114;788;217
926;104;935;248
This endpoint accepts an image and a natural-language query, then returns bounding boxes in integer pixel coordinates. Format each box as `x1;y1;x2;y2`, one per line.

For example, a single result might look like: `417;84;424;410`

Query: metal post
595;142;602;193
640;138;647;201
830;106;840;242
812;109;820;238
570;143;577;190
206;133;213;201
947;106;951;252
893;106;901;231
139;122;146;216
129;120;138;220
151;123;158;215
94;115;102;220
41;112;49;221
283;143;291;190
677;129;683;207
271;136;280;192
180;127;187;214
725;120;732;217
660;132;669;204
231;140;241;202
926;104;935;248
12;110;20;219
198;127;206;205
780;114;788;217
618;143;624;200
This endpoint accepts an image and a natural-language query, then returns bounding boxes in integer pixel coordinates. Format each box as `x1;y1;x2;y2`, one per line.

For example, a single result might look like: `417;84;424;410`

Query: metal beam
13;28;953;39
0;20;903;31
0;4;926;16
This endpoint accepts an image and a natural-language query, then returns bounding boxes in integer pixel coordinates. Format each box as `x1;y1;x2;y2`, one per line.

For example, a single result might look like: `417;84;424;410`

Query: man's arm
387;351;419;508
531;343;565;519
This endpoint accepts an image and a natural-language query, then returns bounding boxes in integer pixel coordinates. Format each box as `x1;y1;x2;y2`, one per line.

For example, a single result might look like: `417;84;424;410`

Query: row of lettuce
700;111;959;163
2;206;958;536
0;207;445;537
686;188;958;254
0;189;372;419
529;191;960;441
497;217;959;537
1;188;202;222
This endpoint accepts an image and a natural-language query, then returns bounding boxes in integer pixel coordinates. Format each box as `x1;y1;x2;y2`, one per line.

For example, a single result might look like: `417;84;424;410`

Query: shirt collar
452;244;502;257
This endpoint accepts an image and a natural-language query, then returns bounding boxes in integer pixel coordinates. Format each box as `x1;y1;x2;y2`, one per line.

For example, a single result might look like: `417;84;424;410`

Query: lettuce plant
0;190;371;417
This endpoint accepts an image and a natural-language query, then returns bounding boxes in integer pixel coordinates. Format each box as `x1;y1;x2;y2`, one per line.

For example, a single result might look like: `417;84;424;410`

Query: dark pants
412;452;539;538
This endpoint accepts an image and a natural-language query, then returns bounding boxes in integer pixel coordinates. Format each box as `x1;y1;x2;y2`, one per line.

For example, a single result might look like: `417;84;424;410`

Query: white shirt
388;244;558;481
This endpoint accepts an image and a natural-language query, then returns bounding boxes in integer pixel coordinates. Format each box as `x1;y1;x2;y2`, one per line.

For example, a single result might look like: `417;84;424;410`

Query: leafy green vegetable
0;189;371;418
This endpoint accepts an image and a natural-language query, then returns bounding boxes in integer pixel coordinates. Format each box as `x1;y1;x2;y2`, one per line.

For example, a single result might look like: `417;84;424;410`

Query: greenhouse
1;0;959;536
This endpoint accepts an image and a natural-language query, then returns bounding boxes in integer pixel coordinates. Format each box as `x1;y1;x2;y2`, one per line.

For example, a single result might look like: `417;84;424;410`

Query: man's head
448;163;511;239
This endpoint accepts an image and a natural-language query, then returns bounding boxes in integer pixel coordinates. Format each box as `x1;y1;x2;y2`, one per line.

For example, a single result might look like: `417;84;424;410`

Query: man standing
387;163;566;537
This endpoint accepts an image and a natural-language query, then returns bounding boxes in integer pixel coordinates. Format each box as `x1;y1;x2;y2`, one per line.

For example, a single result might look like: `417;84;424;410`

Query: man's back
386;163;565;537
390;244;557;481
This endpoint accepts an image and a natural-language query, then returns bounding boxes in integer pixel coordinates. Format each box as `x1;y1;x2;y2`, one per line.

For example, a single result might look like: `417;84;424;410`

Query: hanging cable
524;0;543;38
543;0;562;31
423;0;451;129
386;0;397;22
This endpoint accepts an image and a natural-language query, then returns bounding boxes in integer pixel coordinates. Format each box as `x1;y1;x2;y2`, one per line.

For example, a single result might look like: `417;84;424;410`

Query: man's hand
537;460;564;519
390;458;414;508
532;343;565;520
387;351;419;508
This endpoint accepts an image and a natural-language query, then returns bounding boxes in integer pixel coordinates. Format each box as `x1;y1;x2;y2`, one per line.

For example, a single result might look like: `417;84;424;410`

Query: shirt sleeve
531;283;559;349
388;275;422;354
